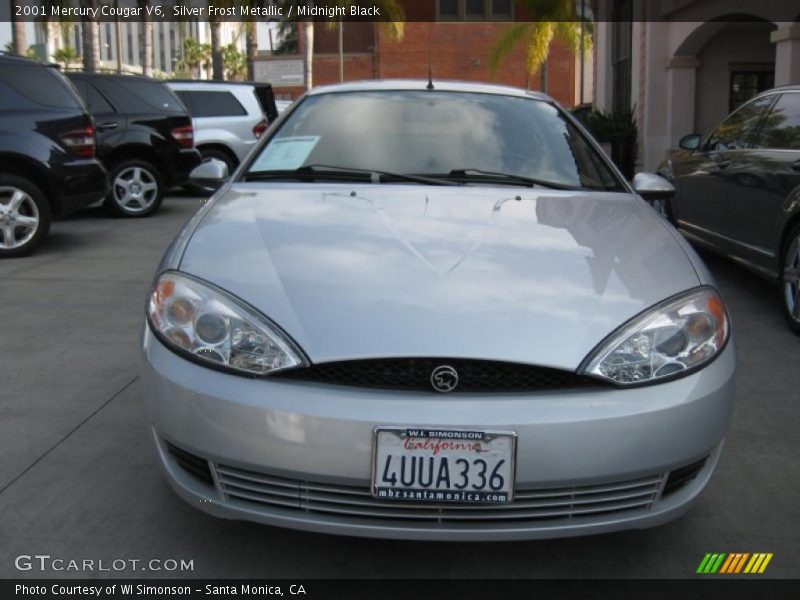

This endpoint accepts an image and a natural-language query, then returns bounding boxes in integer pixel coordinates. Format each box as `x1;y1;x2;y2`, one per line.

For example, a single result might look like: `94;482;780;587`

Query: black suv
67;73;201;217
0;54;109;257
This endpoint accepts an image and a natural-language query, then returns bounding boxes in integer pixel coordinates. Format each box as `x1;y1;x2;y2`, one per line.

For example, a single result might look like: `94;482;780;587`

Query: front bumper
140;326;735;541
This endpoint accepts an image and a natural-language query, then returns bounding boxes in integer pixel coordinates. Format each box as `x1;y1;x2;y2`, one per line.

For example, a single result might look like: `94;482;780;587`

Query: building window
729;70;774;112
611;0;632;112
437;0;513;20
439;0;458;18
491;0;512;18
105;23;113;61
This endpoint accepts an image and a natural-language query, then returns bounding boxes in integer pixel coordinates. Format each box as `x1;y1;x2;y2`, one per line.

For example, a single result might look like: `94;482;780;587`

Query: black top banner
4;0;798;23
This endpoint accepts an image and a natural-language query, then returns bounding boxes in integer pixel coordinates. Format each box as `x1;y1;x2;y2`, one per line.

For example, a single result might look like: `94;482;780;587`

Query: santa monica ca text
16;584;307;596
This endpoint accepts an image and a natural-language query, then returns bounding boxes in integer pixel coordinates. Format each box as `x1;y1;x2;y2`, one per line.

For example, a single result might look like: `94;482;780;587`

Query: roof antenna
426;23;434;90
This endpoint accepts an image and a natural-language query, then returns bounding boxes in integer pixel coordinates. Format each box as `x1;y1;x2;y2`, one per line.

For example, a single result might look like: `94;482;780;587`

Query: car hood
179;183;700;369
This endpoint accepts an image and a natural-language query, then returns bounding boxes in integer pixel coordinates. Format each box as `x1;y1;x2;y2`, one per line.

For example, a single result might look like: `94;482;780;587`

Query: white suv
168;81;279;176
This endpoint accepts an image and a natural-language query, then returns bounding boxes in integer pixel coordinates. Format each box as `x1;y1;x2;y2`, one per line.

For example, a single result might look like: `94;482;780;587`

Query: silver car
167;81;278;174
141;81;735;541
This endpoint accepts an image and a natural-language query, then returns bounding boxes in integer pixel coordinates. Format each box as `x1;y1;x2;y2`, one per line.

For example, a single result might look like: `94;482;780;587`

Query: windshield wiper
432;168;580;190
244;164;456;186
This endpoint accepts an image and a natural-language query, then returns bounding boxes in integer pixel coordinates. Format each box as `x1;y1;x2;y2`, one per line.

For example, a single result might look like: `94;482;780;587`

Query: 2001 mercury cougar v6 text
140;81;735;541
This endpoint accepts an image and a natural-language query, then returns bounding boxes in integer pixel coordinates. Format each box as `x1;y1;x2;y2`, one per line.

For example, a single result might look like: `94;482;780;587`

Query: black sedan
660;86;800;334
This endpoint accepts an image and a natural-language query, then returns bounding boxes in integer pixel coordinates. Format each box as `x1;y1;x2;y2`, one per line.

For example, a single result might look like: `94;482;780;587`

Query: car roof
307;79;553;102
758;84;800;95
168;80;272;89
0;53;54;68
65;72;159;84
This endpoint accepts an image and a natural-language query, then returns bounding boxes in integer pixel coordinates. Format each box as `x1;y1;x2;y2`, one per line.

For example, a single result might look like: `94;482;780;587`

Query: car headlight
146;271;306;376
580;286;729;385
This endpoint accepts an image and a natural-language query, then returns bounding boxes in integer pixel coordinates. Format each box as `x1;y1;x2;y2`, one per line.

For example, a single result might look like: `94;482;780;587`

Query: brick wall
375;23;575;107
279;22;577;108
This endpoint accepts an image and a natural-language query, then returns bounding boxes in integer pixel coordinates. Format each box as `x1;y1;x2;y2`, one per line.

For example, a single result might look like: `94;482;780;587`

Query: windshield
245;90;623;191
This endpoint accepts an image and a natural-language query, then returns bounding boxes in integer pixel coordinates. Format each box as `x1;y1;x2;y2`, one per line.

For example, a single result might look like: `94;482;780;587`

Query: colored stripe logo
697;553;773;574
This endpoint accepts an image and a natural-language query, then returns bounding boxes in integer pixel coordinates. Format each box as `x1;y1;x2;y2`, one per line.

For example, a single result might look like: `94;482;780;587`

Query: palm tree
81;21;99;72
273;1;298;54
207;0;244;80
75;0;101;72
35;1;72;63
182;38;212;79
222;43;247;80
209;19;224;80
245;9;258;80
11;8;27;56
53;46;80;70
488;0;592;91
136;0;153;76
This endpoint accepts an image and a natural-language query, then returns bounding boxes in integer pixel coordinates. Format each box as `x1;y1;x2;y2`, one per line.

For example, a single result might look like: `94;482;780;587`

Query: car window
96;79;184;114
0;65;82;110
247;90;624;192
180;91;247;117
752;93;800;150
69;79;115;114
87;84;115;114
705;95;774;151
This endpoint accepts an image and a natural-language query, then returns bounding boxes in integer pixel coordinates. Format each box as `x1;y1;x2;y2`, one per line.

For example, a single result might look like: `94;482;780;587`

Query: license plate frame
371;426;517;504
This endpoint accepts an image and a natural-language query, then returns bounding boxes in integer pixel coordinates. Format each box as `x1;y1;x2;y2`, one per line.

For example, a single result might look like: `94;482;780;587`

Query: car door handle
792;160;800;172
717;160;731;169
97;121;119;131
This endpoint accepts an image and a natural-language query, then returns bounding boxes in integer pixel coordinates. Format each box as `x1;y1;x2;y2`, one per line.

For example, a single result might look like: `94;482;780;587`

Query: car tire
0;174;52;258
105;159;164;218
184;147;237;196
780;223;800;335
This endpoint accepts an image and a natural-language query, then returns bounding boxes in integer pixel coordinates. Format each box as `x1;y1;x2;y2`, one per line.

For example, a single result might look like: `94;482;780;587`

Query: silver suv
167;81;278;175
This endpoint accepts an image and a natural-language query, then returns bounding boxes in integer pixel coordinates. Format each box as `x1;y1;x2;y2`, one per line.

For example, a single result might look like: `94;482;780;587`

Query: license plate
372;427;516;504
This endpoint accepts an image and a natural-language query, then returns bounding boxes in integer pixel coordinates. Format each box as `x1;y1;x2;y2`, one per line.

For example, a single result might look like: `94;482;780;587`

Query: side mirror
189;159;229;191
632;172;675;201
679;133;702;151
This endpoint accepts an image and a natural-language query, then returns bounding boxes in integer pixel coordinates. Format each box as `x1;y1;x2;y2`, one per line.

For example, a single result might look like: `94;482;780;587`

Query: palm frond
555;21;592;55
375;0;405;40
488;22;532;75
525;21;555;77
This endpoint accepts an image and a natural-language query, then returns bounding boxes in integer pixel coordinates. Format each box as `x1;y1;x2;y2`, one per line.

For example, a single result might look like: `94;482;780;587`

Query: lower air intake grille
166;442;214;486
274;358;608;393
215;463;664;524
663;457;708;496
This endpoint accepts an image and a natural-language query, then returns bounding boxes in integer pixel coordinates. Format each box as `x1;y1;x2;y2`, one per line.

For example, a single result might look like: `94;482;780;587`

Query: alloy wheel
784;235;800;324
112;166;158;213
0;186;40;250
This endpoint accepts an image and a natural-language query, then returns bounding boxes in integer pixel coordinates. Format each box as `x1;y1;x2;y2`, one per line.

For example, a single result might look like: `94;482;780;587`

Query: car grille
273;358;608;393
214;463;665;523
